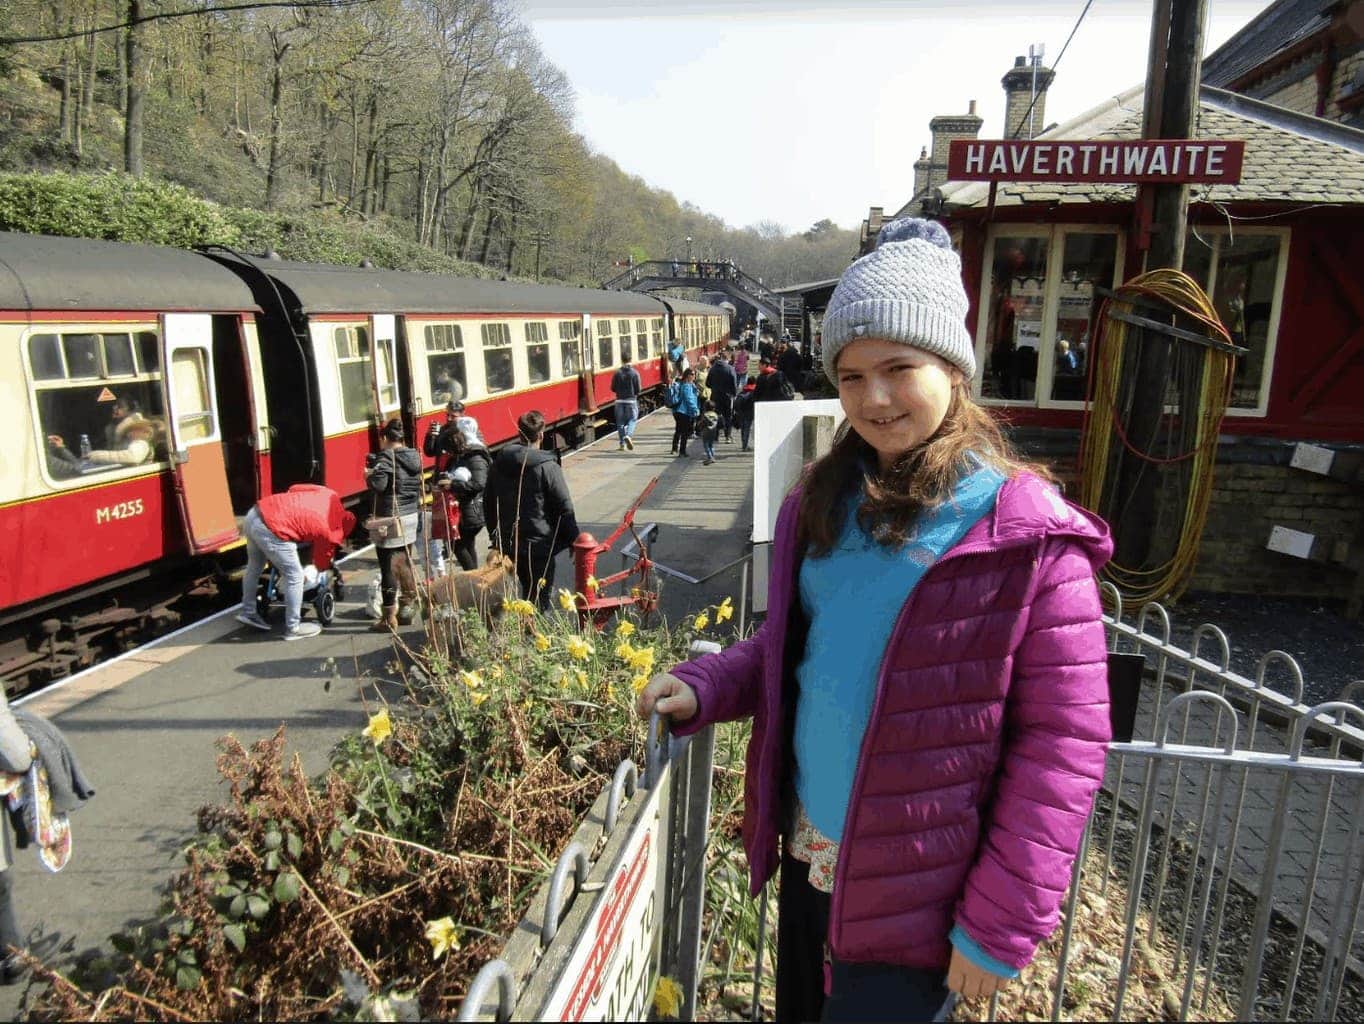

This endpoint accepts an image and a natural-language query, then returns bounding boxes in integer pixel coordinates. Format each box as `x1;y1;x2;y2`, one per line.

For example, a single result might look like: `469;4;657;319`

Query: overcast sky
515;0;1267;232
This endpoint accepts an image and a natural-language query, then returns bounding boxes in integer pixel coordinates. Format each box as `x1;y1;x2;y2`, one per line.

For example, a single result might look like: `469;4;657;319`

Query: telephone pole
1111;0;1208;572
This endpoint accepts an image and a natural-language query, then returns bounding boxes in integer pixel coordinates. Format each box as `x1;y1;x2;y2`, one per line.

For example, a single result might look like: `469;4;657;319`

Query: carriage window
137;331;160;373
105;334;135;376
171;348;215;441
481;322;514;393
558;320;581;376
425;323;467;407
596;318;615;368
29;334;63;380
652;318;664;356
63;335;101;378
376;335;398;409
334;325;372;425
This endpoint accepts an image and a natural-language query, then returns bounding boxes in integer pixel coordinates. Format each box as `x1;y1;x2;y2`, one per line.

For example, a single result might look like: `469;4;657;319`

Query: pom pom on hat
820;216;975;382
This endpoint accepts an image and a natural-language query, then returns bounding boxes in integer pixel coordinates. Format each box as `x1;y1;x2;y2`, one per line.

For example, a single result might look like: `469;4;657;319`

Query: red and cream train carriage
0;232;730;673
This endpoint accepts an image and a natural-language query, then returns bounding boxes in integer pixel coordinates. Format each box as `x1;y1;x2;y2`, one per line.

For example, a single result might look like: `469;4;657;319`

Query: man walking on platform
237;484;356;640
611;351;642;450
486;411;581;610
777;338;805;392
706;350;738;443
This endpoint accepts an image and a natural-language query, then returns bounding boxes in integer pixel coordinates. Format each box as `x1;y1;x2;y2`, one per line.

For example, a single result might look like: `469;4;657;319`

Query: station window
26;328;167;482
424;323;467;408
481;322;514;393
334;325;372;424
526;321;551;384
596;318;615;368
558;320;581;376
1184;228;1286;413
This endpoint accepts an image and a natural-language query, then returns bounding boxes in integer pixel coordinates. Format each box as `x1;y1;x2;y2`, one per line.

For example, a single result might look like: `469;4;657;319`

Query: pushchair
255;547;341;626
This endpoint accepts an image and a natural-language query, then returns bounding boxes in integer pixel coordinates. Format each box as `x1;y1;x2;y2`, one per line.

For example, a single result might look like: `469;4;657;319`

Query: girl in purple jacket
638;218;1113;1022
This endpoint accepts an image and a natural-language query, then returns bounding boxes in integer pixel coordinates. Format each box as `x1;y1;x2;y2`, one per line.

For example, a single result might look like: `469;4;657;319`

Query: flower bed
24;595;734;1021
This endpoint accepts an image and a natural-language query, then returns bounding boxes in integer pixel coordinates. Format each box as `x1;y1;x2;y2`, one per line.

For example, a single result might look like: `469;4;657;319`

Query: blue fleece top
792;464;1005;842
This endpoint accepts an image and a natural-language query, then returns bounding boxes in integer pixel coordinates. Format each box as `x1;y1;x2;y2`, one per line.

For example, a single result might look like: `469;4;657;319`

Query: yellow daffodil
459;669;483;690
537;577;547;589
614;640;636;662
488;665;504;681
558;588;576;611
586;574;600;592
566;636;594;662
470;691;489;706
629;646;655;674
361;708;392;745
631;674;650;694
653;976;683;1019
693;612;709;631
716;596;734;623
506;598;536;616
574;669;588;688
615;620;636;637
533;632;551;653
554;668;569;689
424;917;461;960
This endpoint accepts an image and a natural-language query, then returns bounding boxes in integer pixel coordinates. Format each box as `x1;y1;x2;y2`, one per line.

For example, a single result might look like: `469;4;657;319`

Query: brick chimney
1002;54;1055;139
927;100;983;192
912;147;931;198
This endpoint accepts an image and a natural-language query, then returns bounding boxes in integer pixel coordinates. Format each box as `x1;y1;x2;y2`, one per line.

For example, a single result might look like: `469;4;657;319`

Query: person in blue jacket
666;369;701;457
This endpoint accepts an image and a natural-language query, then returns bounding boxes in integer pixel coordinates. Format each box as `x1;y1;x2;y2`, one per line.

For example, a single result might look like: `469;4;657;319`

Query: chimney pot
968;99;977;115
1014;55;1026;68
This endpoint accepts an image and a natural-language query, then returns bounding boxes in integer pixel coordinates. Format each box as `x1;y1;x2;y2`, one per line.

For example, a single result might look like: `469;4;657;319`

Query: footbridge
601;260;805;343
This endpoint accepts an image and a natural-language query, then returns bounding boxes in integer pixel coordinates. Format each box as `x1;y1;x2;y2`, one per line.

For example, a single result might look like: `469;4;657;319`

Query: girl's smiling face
834;338;962;473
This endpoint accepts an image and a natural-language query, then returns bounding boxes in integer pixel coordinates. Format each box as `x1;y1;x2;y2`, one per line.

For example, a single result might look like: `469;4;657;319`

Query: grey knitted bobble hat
820;217;975;382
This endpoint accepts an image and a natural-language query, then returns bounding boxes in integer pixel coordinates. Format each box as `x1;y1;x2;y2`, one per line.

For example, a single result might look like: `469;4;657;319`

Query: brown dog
423;551;520;628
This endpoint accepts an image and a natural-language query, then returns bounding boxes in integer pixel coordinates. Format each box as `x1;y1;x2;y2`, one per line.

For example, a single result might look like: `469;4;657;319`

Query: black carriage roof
215;253;685;317
665;297;731;316
0;232;260;313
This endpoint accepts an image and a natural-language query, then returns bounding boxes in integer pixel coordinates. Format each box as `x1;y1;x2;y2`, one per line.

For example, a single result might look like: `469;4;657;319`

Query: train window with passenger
526;321;551;384
26;329;168;484
424;323;467;407
481;322;514;393
333;325;372;424
596;319;614;368
558;320;581;376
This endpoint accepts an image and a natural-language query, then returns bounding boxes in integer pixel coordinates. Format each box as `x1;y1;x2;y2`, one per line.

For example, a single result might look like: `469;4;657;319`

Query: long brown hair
796;383;1054;556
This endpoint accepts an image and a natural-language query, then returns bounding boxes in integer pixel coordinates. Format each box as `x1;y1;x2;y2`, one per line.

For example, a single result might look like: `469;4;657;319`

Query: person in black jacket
705;351;738;443
365;418;424;629
423;400;465;574
436;416;491;571
777;339;805;391
485;410;581;610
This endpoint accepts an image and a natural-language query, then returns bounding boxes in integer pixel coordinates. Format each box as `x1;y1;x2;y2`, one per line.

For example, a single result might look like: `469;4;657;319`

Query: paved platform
1;409;755;1016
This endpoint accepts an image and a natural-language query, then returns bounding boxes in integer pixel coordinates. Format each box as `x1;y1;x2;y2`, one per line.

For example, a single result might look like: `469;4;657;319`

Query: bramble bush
23;593;738;1021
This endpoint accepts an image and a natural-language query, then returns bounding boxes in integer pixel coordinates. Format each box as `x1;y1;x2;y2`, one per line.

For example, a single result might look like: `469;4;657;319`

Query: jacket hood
983;473;1112;571
493;442;557;472
391;447;423;473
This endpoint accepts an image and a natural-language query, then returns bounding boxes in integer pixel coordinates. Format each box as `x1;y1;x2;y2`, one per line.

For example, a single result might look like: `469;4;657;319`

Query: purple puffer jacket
671;473;1112;972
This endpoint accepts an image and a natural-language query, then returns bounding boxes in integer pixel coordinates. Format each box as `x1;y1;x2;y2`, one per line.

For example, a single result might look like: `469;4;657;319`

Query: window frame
422;322;467;409
480;321;516;394
333;323;374;426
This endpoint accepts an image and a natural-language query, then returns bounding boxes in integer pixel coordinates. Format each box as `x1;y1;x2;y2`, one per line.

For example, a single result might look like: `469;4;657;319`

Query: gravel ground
1150;592;1364;708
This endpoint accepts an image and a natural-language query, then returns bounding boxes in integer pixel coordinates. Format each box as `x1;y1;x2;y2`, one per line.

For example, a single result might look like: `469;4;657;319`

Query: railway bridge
601;260;805;343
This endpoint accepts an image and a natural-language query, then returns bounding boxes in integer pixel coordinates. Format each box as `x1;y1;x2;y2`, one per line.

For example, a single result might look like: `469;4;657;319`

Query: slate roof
1202;0;1334;88
939;83;1364;211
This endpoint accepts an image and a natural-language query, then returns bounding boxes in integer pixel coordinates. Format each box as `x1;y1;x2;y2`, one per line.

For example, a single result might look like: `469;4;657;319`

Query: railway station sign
948;139;1245;184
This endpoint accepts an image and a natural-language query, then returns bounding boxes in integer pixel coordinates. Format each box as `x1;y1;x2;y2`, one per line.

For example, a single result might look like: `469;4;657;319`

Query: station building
859;0;1364;606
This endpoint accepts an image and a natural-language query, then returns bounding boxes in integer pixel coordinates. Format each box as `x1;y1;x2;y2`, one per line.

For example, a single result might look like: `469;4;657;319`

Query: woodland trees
0;0;858;286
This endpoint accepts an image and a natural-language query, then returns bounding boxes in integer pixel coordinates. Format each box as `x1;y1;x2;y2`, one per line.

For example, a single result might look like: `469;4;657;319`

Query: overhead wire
1008;0;1098;139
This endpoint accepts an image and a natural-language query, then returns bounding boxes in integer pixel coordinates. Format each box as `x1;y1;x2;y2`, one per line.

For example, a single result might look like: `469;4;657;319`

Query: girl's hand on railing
635;672;697;724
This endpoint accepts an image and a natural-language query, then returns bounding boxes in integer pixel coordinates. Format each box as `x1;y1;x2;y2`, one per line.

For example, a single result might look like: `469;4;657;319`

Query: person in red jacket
235;484;356;639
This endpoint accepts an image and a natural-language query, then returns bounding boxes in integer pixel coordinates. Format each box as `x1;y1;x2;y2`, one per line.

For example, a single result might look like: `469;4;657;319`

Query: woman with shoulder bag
365;418;423;629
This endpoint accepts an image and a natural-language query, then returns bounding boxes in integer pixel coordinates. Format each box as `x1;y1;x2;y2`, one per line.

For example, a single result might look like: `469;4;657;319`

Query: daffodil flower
361;708;392;745
558;588;576;611
508;598;536;616
615;620;636;637
614;640;636;662
716;596;734;623
470;691;489;706
693;611;709;631
653;976;683;1019
629;646;655;674
566;636;594;661
459;669;483;690
425;917;461;960
631;674;650;694
488;665;504;681
573;668;588;688
586;574;599;592
533;632;551;652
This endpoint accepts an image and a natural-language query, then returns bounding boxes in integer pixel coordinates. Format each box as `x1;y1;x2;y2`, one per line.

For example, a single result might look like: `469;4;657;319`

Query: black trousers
514;543;558;610
671;412;693;454
452;526;481;572
776;853;956;1024
714;394;734;439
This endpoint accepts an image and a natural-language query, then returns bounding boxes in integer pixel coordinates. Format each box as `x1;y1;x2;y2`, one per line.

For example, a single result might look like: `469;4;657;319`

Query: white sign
540;780;666;1022
1289;443;1336;476
1267;525;1315;561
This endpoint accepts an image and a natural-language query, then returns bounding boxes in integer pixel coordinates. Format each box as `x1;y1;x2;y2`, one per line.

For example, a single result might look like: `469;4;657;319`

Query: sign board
948;139;1245;184
539;779;666;1022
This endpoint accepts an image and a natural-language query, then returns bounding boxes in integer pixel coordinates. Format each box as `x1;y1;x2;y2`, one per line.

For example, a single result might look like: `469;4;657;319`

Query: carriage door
161;313;238;551
370;314;401;427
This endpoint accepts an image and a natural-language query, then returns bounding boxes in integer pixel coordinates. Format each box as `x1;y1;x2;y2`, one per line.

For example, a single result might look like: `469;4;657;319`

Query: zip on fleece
825;532;1043;960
